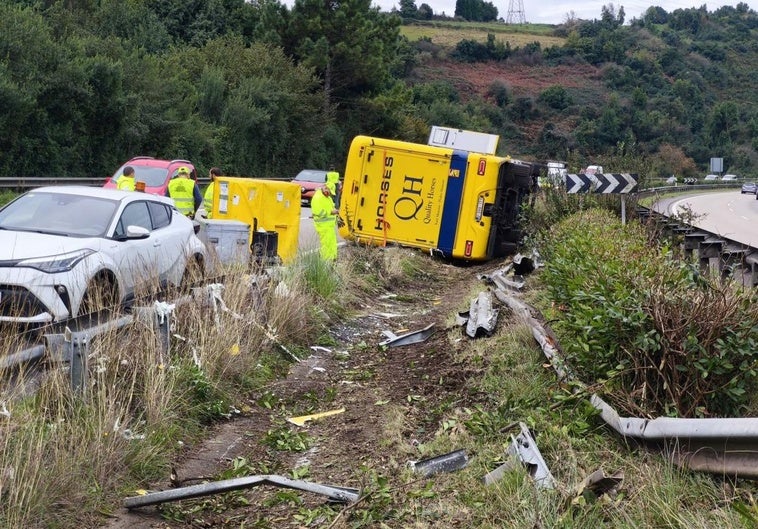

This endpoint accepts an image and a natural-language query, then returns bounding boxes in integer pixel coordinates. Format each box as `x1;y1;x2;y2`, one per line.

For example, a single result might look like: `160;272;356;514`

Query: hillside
0;1;754;181
398;9;758;177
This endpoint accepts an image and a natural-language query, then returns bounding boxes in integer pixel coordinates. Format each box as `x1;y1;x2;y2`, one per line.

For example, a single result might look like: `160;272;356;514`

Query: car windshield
111;165;170;187
294;170;327;183
0;191;118;237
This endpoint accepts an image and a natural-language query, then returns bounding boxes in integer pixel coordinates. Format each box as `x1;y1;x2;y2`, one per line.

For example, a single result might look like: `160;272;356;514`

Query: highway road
656;189;758;248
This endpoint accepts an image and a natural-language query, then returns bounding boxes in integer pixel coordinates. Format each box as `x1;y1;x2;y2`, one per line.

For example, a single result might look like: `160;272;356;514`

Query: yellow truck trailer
338;135;538;261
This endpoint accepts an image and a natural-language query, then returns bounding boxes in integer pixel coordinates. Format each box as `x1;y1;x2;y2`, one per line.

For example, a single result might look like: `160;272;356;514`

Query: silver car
0;186;208;323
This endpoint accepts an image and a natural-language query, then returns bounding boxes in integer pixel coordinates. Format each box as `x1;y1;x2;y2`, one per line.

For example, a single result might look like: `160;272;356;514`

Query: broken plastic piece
409;449;469;477
287;408;346;427
379;323;436;347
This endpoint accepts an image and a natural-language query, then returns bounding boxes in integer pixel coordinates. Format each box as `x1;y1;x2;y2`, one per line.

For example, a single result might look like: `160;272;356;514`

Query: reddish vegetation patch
415;59;603;99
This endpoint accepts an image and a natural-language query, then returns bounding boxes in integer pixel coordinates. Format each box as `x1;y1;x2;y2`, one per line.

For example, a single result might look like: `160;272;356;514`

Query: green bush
539;208;758;417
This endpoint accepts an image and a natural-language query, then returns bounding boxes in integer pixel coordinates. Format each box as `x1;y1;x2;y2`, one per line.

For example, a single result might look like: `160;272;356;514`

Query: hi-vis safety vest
168;178;195;215
203;182;215;216
117;175;135;191
311;189;336;225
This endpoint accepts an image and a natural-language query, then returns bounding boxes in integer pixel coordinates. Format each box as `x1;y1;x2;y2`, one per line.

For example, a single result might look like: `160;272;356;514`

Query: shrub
539;208;758;417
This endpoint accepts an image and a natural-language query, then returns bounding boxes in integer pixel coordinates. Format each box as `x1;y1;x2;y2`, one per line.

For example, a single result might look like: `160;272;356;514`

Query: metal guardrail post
69;335;89;393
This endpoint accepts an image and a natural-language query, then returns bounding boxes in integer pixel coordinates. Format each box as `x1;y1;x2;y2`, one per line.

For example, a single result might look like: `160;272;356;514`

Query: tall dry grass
0;254;335;528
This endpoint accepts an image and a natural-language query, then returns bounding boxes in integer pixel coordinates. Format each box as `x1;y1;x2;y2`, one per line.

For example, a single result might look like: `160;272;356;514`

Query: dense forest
0;0;756;180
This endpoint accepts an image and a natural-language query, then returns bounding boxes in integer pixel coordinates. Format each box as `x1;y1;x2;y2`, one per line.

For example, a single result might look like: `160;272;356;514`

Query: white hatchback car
0;186;208;323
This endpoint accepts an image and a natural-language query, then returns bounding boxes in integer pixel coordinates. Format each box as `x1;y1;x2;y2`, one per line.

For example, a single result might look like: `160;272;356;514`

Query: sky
374;0;758;24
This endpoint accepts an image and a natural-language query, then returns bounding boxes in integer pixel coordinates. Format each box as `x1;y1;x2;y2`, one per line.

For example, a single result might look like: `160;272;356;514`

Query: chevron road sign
566;173;638;194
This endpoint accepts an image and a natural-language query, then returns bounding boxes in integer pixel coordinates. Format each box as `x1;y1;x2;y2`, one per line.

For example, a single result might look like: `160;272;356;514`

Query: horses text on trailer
338;134;538;261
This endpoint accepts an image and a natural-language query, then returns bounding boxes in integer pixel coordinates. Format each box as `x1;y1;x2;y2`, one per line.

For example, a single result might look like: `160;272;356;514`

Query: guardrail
0;177;215;190
0;177;107;189
637;185;758;285
0;176;294;191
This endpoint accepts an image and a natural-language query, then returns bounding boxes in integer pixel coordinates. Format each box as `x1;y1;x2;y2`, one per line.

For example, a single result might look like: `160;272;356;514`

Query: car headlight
18;249;95;273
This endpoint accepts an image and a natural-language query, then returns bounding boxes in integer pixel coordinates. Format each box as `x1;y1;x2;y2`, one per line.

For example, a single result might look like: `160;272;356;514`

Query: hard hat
178;166;190;175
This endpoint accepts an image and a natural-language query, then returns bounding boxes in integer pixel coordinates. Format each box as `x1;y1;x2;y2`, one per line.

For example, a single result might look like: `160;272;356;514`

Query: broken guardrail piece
571;468;623;504
483;422;556;489
408;449;469;477
591;394;758;479
457;291;499;338
379;323;435;347
124;474;360;509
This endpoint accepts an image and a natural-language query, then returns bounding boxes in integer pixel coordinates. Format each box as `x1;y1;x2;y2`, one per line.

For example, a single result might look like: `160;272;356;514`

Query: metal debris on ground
408;449;469;477
493;291;574;383
571;469;624;505
457;291;499;338
512;252;536;275
479;264;524;291
483;422;555;489
287;408;346;427
379;323;436;347
124;474;360;508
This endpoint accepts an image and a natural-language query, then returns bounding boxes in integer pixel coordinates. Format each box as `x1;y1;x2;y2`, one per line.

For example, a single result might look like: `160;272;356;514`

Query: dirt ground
101;251;502;529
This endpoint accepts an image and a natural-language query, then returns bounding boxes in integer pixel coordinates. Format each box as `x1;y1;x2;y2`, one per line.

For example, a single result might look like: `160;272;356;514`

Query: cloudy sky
375;1;758;24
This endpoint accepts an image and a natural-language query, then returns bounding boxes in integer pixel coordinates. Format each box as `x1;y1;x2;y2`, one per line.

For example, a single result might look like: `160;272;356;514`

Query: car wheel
79;273;119;317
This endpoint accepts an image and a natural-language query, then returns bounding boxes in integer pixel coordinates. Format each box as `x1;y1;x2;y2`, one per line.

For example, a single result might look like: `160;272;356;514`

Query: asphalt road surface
658;189;758;247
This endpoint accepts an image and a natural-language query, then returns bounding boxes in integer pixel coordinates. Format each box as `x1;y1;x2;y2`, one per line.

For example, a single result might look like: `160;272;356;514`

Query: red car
104;157;198;196
292;169;328;207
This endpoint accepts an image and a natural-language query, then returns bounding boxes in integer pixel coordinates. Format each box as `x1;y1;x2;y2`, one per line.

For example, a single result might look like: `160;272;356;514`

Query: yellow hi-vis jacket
117;175;135;191
168;178;195;215
203;181;215;217
311;188;337;260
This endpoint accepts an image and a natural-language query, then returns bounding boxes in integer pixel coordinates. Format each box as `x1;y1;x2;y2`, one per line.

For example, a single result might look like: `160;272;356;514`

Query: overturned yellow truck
338;135;539;261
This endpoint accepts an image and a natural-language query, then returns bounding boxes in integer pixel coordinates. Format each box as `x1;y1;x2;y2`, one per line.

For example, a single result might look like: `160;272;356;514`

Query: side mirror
126;225;150;239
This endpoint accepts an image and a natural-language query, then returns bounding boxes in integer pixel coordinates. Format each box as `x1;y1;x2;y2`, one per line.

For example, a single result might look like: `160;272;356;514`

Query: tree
399;0;417;19
455;0;497;21
418;2;432;19
285;0;402;106
656;143;697;177
538;85;572;110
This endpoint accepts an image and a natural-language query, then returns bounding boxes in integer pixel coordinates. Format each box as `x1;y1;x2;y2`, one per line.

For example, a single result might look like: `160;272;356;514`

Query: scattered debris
124;474;360;509
287;408;346;427
408;449;469;477
479;264;524;291
571;468;624;505
379;323;436;347
483;422;555;489
457;291;499;338
512;253;536;276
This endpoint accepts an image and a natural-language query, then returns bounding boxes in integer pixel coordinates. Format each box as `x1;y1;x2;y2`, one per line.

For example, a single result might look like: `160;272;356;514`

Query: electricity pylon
505;0;526;24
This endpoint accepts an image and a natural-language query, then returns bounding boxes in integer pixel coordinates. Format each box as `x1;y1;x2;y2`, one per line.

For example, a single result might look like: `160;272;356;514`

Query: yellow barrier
209;177;301;264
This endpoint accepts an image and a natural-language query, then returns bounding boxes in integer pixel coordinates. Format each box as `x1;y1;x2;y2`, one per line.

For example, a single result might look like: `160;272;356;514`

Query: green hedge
540;208;758;417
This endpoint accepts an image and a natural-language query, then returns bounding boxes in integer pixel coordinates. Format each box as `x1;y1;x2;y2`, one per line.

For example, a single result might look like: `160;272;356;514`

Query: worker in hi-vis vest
326;165;341;208
167;166;202;217
310;181;338;261
117;166;136;191
203;167;223;218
